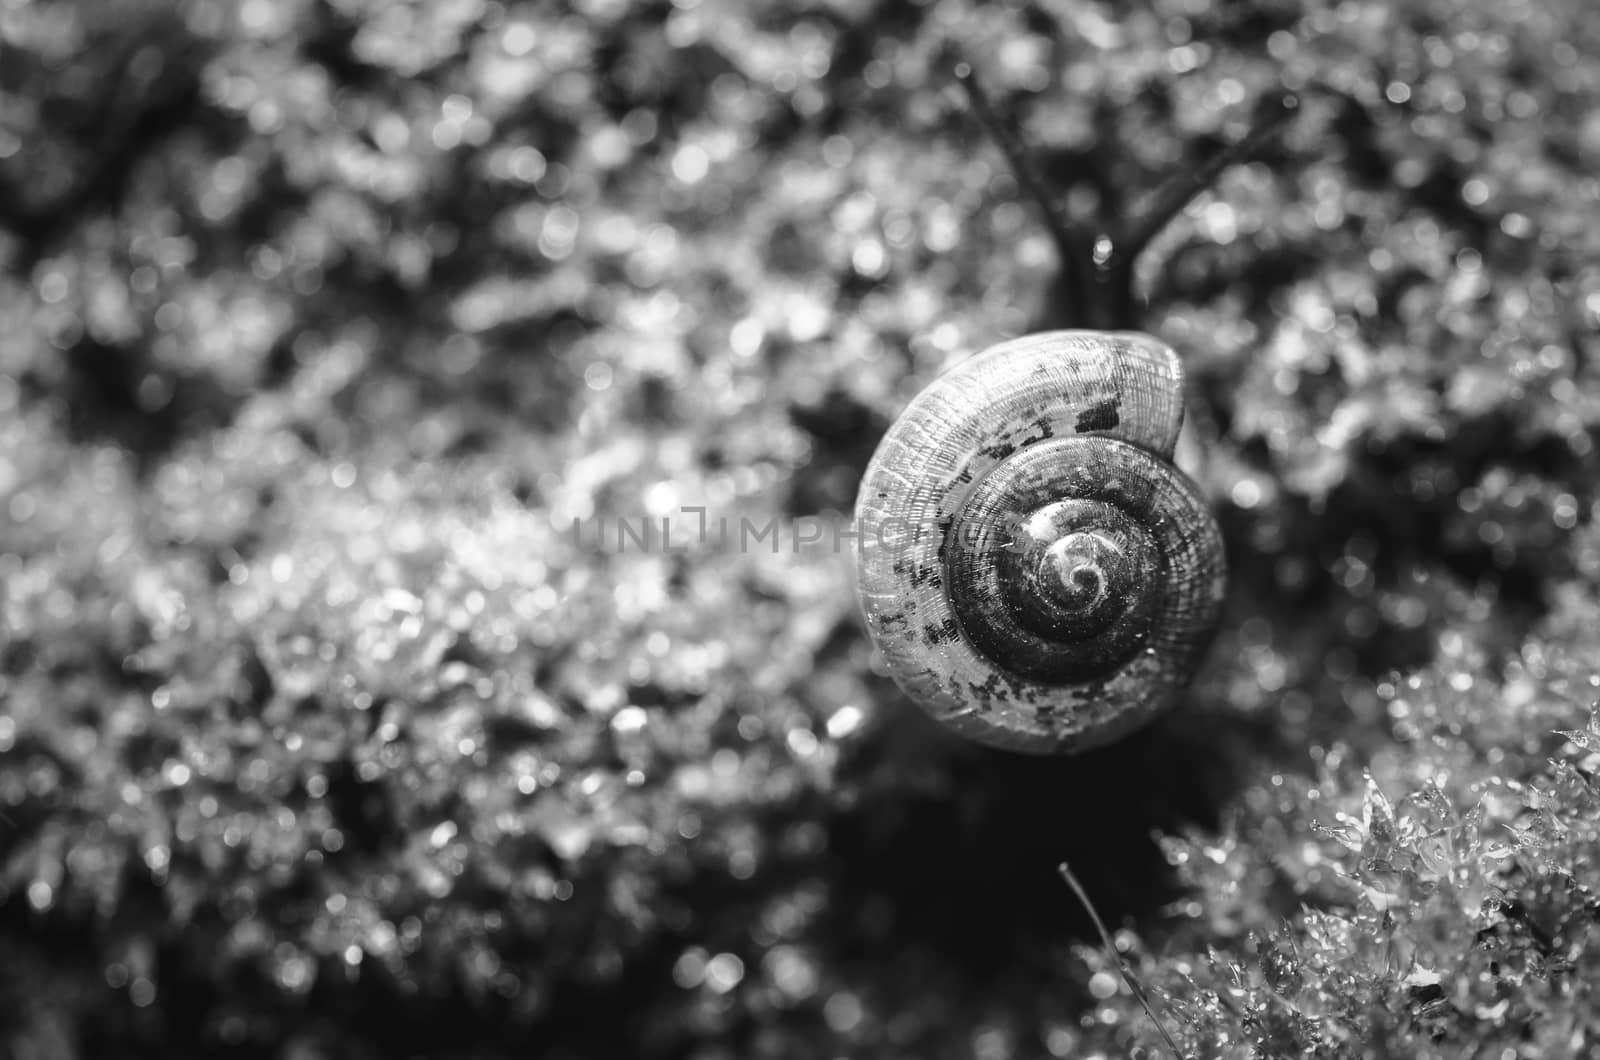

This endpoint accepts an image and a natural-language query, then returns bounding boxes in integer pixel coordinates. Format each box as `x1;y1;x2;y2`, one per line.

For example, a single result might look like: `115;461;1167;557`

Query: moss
3;1;1600;1058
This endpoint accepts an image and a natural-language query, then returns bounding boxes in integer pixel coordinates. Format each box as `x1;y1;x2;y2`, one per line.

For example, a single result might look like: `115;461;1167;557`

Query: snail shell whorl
855;330;1226;754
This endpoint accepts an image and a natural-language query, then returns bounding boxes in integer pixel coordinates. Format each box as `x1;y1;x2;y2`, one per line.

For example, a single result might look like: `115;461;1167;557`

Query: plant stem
1060;860;1186;1059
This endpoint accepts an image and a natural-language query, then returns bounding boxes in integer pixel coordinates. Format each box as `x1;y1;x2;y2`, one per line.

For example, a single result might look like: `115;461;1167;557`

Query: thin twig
1110;91;1301;285
948;50;1096;315
1060;860;1186;1060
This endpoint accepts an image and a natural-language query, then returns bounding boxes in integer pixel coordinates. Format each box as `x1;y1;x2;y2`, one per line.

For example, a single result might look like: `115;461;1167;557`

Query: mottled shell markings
854;330;1226;754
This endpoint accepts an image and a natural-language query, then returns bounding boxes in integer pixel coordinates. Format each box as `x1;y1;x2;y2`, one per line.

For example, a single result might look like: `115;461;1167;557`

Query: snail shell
855;330;1226;754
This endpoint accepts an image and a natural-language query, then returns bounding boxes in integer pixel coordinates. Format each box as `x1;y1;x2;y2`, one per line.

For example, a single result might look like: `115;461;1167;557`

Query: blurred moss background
4;0;1600;1057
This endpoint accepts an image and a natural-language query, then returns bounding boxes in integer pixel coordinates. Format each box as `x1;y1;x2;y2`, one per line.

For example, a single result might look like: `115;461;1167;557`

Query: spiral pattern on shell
854;330;1226;754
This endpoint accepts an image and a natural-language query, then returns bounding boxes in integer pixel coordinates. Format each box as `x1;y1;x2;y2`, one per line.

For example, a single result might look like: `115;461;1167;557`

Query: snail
852;60;1293;753
855;330;1225;754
